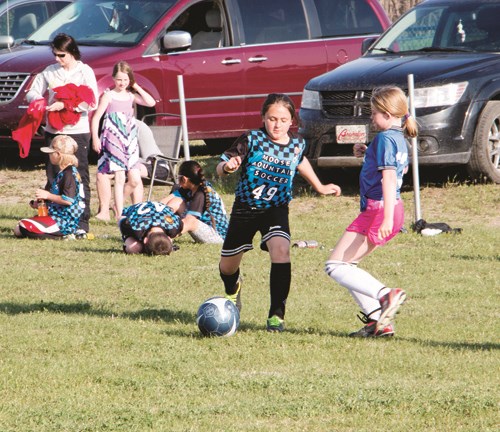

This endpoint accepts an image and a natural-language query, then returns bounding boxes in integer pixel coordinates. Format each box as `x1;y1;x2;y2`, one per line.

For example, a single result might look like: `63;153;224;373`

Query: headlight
413;82;468;108
301;89;321;110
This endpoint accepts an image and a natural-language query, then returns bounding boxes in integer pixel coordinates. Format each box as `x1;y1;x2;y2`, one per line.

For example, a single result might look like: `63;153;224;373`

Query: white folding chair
141;113;183;201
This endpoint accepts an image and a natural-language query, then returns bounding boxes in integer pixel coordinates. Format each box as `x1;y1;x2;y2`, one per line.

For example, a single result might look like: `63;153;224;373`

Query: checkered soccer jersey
48;165;84;235
221;128;306;208
120;201;182;241
172;181;229;238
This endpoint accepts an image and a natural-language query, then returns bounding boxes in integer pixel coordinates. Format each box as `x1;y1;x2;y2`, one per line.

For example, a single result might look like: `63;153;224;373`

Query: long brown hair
178;160;215;229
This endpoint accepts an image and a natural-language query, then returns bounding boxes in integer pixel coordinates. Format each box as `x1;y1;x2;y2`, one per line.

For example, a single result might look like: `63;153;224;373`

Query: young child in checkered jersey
216;93;342;332
325;86;418;338
119;201;182;255
14;135;84;240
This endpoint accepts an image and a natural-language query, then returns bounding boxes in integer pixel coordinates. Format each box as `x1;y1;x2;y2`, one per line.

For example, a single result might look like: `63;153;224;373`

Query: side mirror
361;37;378;54
0;35;15;49
162;30;192;52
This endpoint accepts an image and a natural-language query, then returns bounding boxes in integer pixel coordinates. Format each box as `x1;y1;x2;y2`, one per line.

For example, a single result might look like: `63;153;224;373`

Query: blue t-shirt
120;201;182;241
172;181;229;238
359;127;409;211
221;128;305;208
48;165;84;235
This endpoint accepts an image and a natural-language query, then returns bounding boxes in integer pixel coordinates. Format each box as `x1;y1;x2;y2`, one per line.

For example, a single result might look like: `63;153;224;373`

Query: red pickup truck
0;0;390;151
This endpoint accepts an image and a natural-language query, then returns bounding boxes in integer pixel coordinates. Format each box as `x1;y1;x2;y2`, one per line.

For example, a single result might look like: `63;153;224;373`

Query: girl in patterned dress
91;61;156;221
216;93;342;332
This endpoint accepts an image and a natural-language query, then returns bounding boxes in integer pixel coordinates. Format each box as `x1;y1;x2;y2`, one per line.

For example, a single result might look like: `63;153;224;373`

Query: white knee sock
325;260;386;300
349;291;382;320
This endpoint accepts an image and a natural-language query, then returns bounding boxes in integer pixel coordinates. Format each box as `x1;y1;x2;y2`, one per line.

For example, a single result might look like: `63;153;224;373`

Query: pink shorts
346;199;404;246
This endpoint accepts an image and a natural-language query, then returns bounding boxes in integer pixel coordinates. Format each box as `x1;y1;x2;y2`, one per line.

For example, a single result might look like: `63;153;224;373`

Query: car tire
468;101;500;183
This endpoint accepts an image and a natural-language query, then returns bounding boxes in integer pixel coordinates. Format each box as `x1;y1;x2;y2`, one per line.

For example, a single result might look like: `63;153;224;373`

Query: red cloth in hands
11;98;47;158
48;83;96;131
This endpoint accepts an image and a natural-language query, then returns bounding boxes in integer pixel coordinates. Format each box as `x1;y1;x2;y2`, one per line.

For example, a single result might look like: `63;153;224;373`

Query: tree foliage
380;0;421;21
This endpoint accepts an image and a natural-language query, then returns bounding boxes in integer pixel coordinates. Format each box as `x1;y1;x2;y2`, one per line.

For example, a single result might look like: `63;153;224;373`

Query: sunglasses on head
53;52;66;58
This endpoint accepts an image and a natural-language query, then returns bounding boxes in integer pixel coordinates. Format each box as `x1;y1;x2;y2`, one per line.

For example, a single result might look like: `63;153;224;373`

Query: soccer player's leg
261;206;291;332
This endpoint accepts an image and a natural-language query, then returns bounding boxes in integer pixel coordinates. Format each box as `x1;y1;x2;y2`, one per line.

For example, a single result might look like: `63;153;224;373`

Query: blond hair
51;135;79;167
371;86;418;137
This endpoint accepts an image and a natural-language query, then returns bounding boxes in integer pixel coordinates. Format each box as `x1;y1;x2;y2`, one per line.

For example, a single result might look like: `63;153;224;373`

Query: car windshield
25;0;175;46
371;2;500;54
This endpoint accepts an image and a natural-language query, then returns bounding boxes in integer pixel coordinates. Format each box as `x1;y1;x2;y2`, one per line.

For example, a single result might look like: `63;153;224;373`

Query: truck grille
0;72;30;104
321;90;373;118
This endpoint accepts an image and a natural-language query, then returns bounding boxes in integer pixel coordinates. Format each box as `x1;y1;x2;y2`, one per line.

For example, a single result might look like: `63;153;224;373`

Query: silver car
0;0;72;46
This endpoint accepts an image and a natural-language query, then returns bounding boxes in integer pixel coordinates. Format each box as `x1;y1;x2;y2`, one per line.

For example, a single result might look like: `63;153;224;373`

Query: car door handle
221;58;242;65
248;56;268;62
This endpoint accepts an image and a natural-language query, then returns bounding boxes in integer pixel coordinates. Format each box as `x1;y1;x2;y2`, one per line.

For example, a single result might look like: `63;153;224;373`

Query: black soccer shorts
221;202;290;257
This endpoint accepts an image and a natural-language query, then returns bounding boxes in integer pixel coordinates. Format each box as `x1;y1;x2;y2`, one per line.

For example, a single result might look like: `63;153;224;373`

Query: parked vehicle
300;0;500;183
0;0;72;45
0;0;390;152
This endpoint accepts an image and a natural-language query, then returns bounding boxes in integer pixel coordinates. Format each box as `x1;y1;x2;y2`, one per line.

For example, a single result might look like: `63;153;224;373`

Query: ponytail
201;177;216;230
371;86;419;138
402;113;418;138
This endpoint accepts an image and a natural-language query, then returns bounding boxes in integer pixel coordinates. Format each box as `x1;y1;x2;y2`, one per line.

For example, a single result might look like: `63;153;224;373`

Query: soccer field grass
0;161;498;431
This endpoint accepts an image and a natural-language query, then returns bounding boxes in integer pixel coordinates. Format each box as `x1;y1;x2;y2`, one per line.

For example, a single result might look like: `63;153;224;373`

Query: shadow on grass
160;321;262;338
0;300;265;337
0;301;194;324
0;213;23;219
71;246;123;253
279;327;500;351
0;301;104;316
452;253;500;262
400;337;499;352
1;301;498;350
0;228;15;236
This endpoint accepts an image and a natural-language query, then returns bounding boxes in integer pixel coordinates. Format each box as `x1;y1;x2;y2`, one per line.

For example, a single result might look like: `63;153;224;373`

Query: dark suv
300;0;500;183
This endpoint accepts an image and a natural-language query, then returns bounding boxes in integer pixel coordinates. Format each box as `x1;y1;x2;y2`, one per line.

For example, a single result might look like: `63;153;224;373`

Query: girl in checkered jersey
162;160;229;244
325;86;418;338
216;93;341;332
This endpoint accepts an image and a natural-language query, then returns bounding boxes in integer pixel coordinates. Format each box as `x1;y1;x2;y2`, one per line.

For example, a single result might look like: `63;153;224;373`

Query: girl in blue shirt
325;86;418;338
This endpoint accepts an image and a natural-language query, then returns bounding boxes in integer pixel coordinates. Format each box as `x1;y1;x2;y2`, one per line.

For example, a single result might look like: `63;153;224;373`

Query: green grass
0;158;498;431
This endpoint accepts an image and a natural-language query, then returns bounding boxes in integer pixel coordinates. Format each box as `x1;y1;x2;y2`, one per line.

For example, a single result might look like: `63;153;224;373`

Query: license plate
335;125;368;144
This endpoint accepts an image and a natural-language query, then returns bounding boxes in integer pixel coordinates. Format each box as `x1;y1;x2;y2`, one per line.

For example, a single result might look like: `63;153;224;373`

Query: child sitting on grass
162;160;229;244
14;135;84;240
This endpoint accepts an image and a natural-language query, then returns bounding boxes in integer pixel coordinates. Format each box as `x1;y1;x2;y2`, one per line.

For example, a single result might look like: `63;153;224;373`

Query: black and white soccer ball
196;296;240;337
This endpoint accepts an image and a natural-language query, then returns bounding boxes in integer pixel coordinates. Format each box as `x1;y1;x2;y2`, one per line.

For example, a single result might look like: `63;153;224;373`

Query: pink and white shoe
377;288;406;332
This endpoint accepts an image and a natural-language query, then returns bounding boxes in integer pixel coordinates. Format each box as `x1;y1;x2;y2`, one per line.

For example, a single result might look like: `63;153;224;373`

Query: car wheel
468;101;500;183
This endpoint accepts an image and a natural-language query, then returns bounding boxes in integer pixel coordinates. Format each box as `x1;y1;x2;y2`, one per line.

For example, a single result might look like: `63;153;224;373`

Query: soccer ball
196;296;240;337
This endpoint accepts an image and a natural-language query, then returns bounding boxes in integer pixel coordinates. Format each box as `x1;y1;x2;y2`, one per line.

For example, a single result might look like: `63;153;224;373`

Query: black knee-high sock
220;267;240;295
269;262;291;319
